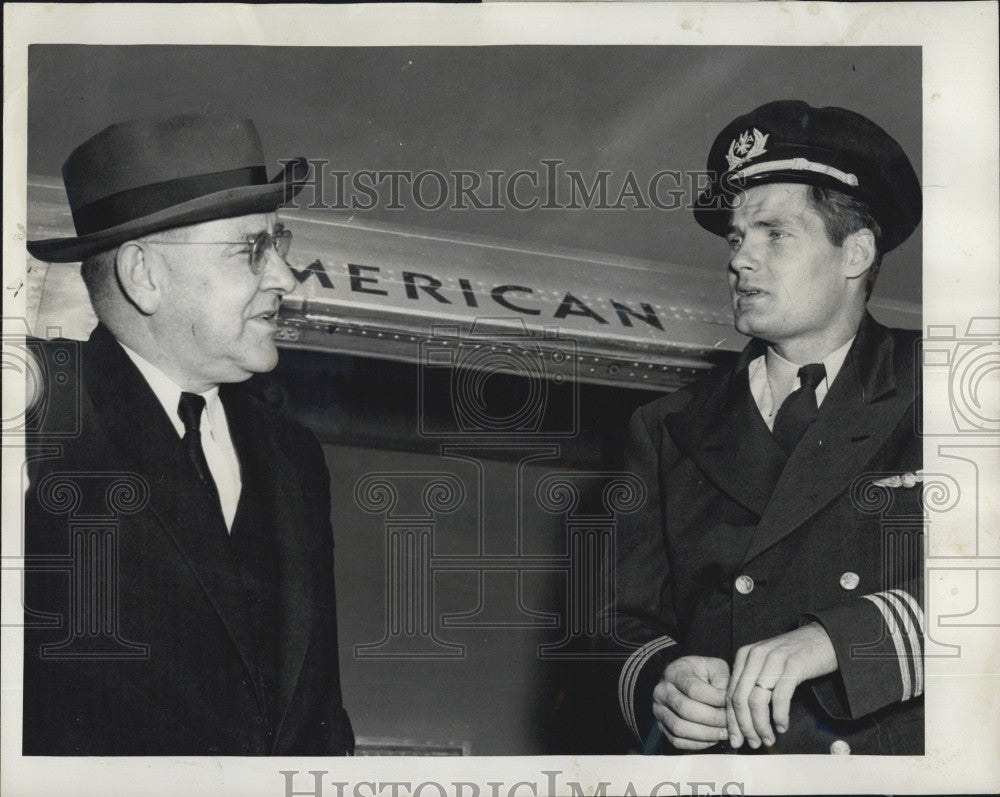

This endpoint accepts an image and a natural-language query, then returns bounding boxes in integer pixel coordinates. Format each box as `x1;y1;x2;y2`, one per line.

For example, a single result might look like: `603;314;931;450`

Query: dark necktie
772;363;827;455
177;392;217;492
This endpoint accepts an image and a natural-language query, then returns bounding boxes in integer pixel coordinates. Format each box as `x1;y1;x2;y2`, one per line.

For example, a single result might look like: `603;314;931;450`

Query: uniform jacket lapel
740;313;914;564
82;324;258;679
665;338;787;518
220;384;315;747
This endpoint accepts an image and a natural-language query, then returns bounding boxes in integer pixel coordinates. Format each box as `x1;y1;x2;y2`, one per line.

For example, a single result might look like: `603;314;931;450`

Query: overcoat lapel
740;314;913;564
82;325;258;679
220;384;314;748
665;339;787;518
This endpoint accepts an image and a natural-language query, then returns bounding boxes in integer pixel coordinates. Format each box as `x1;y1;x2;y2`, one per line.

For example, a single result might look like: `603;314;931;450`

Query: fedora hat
693;100;921;252
27;114;310;263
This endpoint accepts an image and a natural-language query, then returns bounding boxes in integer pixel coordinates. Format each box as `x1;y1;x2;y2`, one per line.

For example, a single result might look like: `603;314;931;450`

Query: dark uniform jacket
610;313;924;755
23;324;354;755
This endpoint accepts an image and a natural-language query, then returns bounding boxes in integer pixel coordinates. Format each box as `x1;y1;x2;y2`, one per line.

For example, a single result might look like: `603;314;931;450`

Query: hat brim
693;169;917;252
694;169;869;236
27;159;309;263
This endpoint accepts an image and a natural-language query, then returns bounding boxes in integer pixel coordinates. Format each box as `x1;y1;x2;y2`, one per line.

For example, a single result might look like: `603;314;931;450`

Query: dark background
28;45;921;304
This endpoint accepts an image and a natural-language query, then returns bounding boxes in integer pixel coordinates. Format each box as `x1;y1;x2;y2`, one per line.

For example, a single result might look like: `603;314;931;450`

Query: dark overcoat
22;324;354;755
610;313;924;755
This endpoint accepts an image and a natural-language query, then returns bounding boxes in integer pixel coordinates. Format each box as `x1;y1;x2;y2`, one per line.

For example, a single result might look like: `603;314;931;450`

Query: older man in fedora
607;101;923;755
23;115;354;755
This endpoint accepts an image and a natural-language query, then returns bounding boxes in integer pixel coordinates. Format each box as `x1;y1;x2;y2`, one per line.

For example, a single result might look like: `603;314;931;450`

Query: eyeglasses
143;225;293;275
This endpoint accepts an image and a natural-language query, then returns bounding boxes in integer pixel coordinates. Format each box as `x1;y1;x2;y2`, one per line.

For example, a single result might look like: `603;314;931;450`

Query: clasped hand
651;623;837;751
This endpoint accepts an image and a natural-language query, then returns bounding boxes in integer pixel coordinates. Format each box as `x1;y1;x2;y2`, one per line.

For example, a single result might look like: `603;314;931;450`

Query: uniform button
830;739;851;755
839;572;860;590
734;575;755;594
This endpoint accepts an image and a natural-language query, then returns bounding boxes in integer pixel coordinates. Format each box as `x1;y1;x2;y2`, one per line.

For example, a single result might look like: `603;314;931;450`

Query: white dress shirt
118;342;242;530
748;336;855;431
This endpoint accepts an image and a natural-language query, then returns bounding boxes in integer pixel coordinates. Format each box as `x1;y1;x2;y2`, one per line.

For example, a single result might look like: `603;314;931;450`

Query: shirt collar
117;340;219;437
765;335;856;398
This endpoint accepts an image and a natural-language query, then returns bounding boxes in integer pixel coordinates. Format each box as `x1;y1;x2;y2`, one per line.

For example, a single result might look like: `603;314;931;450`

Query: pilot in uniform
608;101;924;755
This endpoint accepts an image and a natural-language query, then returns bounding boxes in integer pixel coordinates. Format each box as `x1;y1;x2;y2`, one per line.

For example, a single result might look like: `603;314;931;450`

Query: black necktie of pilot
772;362;827;455
177;392;218;492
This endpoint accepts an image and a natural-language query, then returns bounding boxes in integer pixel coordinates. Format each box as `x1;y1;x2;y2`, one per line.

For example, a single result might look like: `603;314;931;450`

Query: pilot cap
693;100;921;251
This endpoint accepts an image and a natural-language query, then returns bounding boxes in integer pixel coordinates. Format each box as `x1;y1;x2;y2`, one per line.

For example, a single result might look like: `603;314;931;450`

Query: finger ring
754;683;774;690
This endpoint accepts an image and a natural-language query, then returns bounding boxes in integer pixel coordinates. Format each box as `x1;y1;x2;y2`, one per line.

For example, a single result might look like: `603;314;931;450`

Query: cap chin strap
734;157;859;188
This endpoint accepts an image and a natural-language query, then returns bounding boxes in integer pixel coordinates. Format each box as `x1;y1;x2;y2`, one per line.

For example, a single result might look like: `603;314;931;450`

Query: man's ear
115;242;161;315
843;228;876;280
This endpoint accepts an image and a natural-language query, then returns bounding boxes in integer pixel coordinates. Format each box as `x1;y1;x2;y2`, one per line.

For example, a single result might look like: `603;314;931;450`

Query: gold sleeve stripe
863;592;913;701
617;636;677;742
887;588;924;697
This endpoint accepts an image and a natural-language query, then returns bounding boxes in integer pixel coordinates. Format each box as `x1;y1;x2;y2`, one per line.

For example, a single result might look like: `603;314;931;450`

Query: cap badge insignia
726;128;769;171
